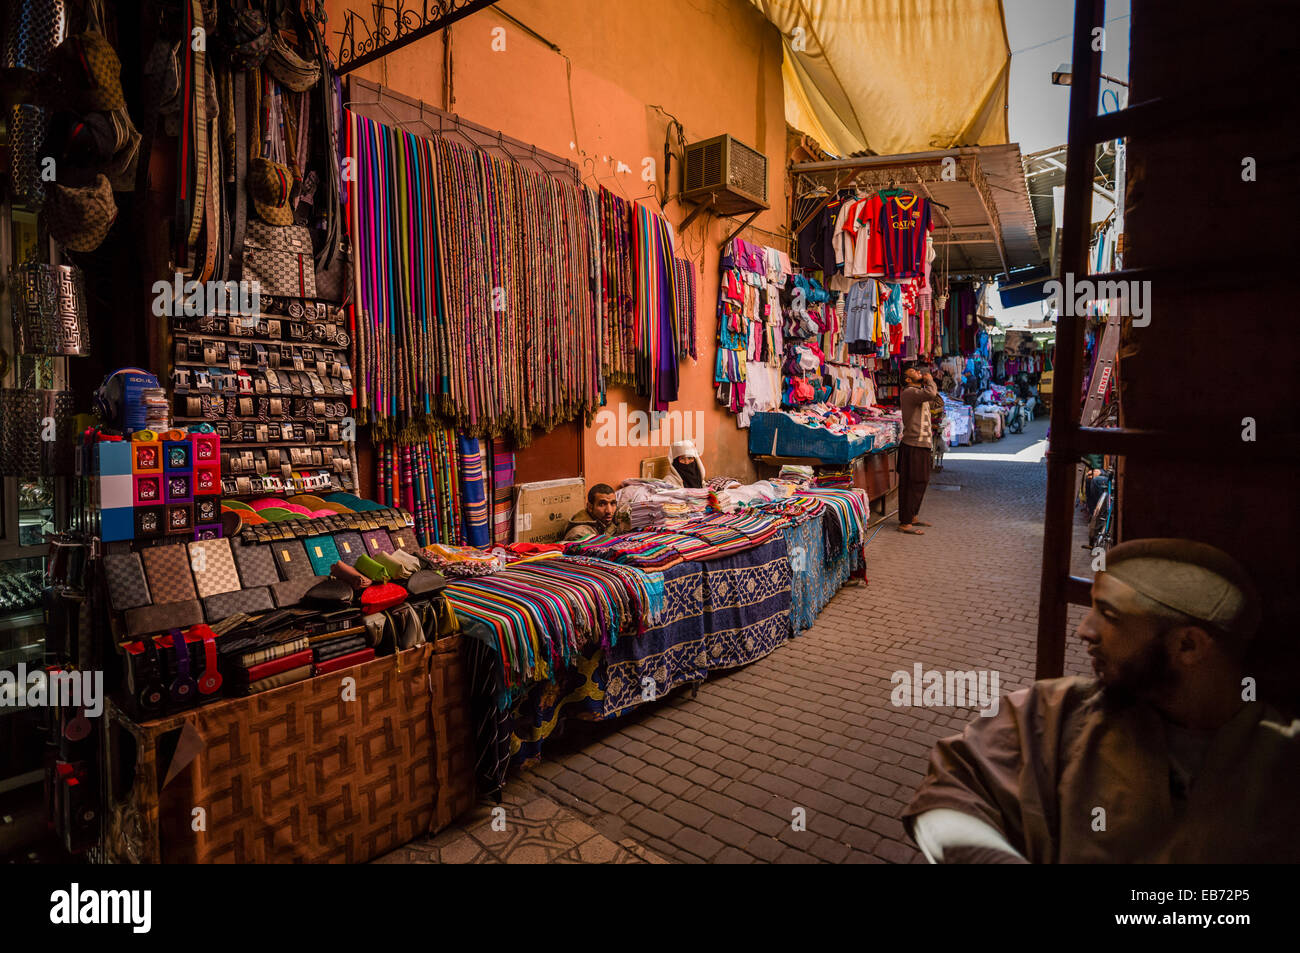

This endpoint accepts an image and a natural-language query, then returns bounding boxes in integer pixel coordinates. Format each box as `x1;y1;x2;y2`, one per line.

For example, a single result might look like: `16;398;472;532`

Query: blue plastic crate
748;413;874;463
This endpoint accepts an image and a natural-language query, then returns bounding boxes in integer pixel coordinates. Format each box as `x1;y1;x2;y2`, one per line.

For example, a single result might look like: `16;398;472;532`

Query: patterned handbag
124;600;203;637
270;539;312;580
361;528;395;557
242;221;317;298
331;531;366;566
3;0;68;73
0;387;74;476
188;538;241;597
311;236;350;302
231;542;279;588
103;553;152;611
389;527;419;553
271;574;325;608
141;544;198;604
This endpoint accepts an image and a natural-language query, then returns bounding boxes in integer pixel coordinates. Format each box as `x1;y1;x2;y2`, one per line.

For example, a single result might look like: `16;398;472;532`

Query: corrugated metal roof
791;143;1042;277
1022;143;1116;265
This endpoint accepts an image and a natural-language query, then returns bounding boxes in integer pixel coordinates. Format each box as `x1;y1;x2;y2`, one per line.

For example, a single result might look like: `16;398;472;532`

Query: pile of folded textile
616;480;710;529
781;402;902;449
419;542;507;577
815;466;853;489
777;465;814;485
708;478;797;513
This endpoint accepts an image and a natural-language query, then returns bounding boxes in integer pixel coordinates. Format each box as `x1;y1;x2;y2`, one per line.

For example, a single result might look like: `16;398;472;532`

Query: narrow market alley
386;416;1093;864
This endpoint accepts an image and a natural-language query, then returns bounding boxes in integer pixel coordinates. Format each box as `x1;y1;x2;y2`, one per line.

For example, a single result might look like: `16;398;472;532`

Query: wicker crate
102;638;474;863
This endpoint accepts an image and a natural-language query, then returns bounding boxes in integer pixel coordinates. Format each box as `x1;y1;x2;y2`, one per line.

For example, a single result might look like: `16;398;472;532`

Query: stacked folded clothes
815;466;853;489
708;479;794;513
616;481;710;529
754;494;826;523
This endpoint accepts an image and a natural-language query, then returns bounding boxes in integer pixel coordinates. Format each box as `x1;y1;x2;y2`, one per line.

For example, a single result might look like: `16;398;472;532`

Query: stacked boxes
97;431;221;542
97;442;135;542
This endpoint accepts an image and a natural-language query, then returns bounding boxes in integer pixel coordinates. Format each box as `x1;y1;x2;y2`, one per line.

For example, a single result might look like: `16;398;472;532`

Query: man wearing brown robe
903;538;1300;863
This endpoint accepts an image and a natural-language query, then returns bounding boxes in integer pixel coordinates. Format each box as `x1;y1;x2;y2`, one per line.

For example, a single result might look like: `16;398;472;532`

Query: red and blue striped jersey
876;194;931;279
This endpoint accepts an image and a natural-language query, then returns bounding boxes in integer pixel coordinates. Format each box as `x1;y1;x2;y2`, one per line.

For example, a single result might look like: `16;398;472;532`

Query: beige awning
751;0;1011;157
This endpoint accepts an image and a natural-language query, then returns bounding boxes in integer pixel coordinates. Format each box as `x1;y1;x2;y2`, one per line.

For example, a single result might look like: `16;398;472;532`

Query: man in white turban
903;538;1299;863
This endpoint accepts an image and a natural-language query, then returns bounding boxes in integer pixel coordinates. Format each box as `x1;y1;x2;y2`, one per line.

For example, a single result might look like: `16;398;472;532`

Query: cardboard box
514;478;585;543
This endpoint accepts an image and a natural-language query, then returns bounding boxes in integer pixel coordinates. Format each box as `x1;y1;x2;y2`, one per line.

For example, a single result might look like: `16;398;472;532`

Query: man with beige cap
902;538;1299;863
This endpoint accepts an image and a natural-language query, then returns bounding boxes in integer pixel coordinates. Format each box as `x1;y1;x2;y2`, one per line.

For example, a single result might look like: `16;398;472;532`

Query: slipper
898;526;925;535
913;520;933;527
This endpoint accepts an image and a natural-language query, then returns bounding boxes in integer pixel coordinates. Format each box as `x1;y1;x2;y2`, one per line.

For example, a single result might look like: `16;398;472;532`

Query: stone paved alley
382;417;1094;864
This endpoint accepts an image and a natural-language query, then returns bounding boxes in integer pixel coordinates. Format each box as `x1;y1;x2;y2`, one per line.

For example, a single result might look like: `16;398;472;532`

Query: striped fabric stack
444;556;662;693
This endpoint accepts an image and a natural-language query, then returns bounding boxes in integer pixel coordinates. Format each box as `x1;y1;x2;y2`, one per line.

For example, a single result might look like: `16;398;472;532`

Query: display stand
100;637;475;863
754;447;898;525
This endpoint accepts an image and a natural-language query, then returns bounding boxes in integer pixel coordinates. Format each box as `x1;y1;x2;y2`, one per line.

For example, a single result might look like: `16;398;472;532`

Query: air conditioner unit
681;134;769;216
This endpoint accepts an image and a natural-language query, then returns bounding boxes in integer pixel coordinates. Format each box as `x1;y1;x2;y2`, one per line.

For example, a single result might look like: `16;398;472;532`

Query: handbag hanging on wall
242;219;317;298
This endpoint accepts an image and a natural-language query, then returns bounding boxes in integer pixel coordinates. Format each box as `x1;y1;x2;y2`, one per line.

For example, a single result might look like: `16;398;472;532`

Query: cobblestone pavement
395;416;1093;863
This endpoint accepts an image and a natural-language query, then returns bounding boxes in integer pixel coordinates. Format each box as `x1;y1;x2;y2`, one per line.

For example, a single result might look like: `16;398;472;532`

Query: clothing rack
346;77;579;184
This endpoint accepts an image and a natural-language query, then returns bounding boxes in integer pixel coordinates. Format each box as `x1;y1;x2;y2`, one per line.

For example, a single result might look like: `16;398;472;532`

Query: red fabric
506;542;566;556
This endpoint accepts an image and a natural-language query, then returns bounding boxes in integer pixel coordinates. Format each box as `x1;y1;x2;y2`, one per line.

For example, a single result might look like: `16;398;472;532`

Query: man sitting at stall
562;484;618;541
664;439;706;489
903;538;1300;863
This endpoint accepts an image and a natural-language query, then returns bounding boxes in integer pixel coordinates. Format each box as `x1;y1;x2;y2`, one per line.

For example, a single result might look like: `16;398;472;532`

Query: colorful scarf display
632;202;682;410
346;110;600;445
673;256;698;361
457;434;491;547
375;429;463;546
597;188;637;386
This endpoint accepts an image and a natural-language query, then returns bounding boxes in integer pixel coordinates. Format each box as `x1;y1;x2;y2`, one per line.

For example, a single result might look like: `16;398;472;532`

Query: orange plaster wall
328;0;787;488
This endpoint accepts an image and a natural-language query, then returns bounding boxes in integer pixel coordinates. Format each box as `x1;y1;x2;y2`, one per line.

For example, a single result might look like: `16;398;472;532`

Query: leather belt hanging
180;0;207;275
199;114;220;282
231;70;248;280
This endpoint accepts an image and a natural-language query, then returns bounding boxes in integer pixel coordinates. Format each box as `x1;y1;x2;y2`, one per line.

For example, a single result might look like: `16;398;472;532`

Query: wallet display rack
102;503;422;717
167;296;358;498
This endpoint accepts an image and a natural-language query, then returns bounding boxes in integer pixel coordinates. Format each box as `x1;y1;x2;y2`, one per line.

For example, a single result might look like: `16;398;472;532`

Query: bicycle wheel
1088;491;1111;549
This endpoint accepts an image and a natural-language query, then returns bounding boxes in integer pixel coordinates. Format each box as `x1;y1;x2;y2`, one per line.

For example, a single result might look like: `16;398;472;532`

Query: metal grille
684;139;723;193
8;104;49;209
728;137;767;202
0;388;74;476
